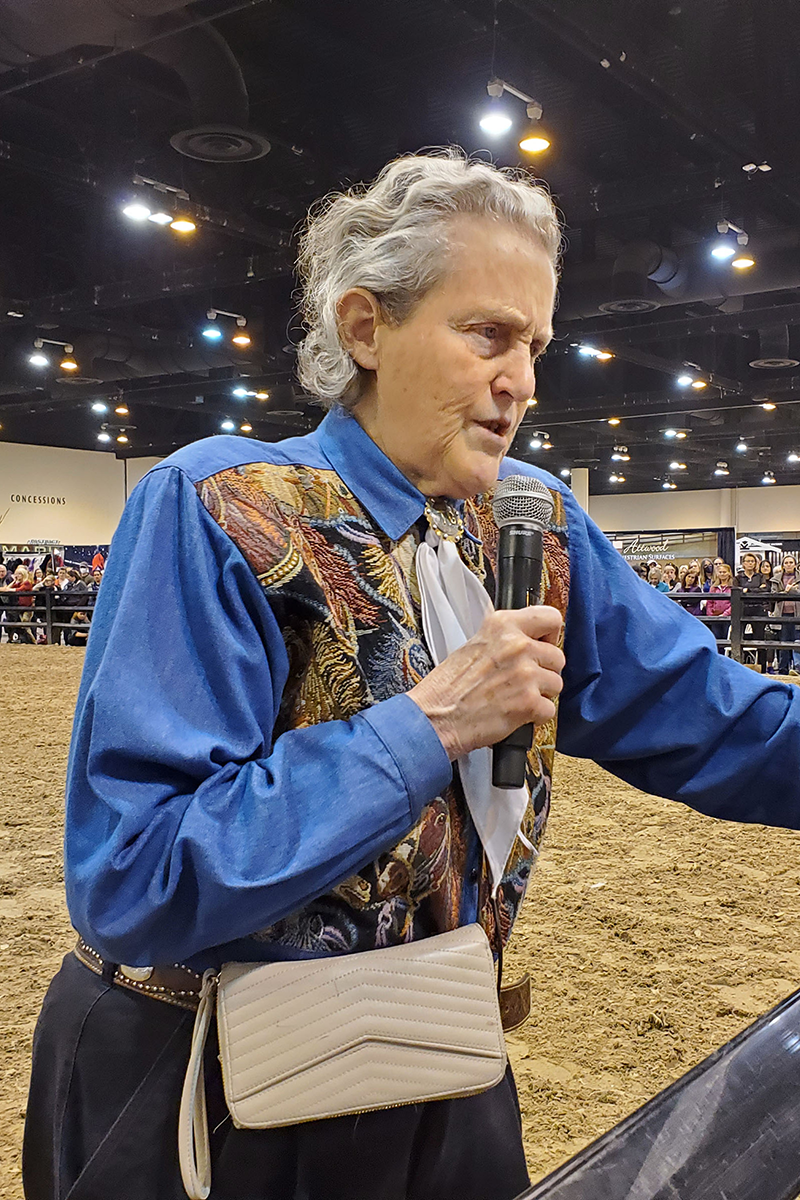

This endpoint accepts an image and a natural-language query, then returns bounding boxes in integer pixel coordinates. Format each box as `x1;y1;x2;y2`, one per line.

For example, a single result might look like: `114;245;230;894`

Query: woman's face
742;554;757;573
345;216;556;498
685;571;698;588
783;556;797;573
718;568;732;586
760;560;772;577
14;567;26;582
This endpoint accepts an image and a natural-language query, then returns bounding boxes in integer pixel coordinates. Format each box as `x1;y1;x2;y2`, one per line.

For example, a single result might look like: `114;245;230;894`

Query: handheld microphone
491;474;555;789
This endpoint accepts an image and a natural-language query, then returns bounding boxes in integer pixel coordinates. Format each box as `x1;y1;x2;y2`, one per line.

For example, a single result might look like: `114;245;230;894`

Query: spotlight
609;474;625;483
664;428;678;438
148;212;173;225
232;387;250;398
220;419;236;431
60;356;78;371
97;432;111;443
542;441;553;450
91;402;108;413
762;471;776;484
202;326;224;341
611;446;630;461
232;332;252;347
122;202;151;221
787;452;799;463
691;379;707;390
711;241;736;260
115;405;129;416
714;461;730;476
762;401;777;411
29;352;49;367
731;255;755;270
676;431;688;439
526;397;537;407
676;375;693;387
736;441;748;452
662;479;677;490
519;130;551;153
240;423;253;433
529;438;542;450
578;345;598;357
560;468;571;477
170;218;196;233
608;417;621;426
116;434;129;444
479;102;513;137
255;391;270;400
669;462;687;470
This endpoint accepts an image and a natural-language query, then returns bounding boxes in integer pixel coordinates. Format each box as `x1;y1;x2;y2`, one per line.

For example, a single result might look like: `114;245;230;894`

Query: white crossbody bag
178;922;507;1200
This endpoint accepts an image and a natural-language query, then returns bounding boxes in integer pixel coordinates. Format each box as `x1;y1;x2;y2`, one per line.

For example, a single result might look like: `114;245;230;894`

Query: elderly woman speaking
25;152;800;1200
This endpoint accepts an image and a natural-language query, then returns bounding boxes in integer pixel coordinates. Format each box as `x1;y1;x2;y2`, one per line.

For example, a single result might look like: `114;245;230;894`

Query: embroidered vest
197;461;570;955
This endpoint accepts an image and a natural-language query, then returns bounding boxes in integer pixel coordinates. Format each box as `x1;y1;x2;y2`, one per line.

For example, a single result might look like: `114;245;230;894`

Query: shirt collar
316;407;426;541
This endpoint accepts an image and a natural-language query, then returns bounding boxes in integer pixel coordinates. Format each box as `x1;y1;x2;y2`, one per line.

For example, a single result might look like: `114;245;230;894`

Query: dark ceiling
1;0;800;494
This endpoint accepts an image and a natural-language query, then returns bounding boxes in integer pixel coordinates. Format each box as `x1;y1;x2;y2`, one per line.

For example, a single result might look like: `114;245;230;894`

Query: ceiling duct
0;0;268;163
749;324;799;370
598;241;688;315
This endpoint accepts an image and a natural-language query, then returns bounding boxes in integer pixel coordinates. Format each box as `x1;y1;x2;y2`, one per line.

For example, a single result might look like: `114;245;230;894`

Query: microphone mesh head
493;474;555;530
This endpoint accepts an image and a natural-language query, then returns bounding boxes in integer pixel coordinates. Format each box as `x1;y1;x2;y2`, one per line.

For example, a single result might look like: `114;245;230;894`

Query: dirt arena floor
1;645;800;1197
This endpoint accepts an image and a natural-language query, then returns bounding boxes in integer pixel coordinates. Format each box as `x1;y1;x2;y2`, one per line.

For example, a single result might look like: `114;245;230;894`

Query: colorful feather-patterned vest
197;460;570;955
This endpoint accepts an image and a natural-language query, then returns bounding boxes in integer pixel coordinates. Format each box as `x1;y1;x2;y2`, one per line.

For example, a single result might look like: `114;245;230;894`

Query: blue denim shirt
64;408;800;968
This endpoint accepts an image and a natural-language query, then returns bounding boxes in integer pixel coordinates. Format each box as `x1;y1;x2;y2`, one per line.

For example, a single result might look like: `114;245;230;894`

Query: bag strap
178;969;218;1200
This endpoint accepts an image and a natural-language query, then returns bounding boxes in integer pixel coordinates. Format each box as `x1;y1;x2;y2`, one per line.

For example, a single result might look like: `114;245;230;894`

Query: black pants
23;954;530;1200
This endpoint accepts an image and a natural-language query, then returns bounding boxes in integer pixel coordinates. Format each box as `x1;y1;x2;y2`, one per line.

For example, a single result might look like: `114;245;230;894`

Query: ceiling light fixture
560;468;571;477
714;461;730;476
526;397;537;407
609;474;626;483
675;430;688;439
232;332;252;347
115;405;129;415
529;437;543;450
240;423;253;433
97;432;111;443
711;218;749;261
676;375;693;387
60;355;78;371
232;387;250;398
29;336;75;369
664;428;678;438
731;255;756;270
691;379;708;390
255;390;270;400
736;441;748;452
607;417;621;426
787;452;799;463
116;433;129;444
762;471;776;484
669;461;687;470
542;441;553;449
91;402;108;413
762;401;777;411
148;211;173;225
220;419;236;432
122;202;151;221
662;478;677;490
202;326;224;341
170;218;197;234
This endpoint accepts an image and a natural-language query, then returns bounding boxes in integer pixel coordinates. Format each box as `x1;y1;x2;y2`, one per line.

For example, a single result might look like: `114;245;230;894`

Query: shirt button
469;868;480;885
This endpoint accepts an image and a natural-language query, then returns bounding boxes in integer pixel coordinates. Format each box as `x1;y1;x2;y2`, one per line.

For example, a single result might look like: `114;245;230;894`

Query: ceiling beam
557;300;800;346
1;251;292;324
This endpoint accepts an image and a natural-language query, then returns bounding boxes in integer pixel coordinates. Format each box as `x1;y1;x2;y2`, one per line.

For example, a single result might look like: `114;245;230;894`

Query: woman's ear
337;289;384;372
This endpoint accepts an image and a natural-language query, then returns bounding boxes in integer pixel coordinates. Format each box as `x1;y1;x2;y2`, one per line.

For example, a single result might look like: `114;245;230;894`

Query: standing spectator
775;555;800;676
636;562;649;580
677;564;688;588
662;562;678;590
91;548;105;572
754;559;779;674
736;552;761;590
701;559;716;592
648;565;670;592
9;565;36;643
679;568;704;616
706;563;734;653
0;563;12;641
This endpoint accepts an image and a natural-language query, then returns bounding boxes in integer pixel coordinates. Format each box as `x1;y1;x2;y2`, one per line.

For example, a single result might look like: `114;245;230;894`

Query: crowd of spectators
634;552;800;674
0;559;103;645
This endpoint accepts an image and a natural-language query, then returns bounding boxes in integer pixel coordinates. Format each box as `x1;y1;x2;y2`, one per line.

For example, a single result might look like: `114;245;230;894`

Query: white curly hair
295;149;561;409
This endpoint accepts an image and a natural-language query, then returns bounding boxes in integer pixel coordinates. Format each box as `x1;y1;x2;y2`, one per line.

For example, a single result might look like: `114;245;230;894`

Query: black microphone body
491;521;545;789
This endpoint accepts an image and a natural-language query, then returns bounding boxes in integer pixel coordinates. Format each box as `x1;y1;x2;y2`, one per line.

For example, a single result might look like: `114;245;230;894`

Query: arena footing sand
1;644;799;1196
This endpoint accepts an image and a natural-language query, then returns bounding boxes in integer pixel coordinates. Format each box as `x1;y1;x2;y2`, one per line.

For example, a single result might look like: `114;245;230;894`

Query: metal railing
669;586;799;665
0;587;95;644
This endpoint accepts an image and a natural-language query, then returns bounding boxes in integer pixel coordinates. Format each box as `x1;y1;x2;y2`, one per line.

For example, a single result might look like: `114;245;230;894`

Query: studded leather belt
74;937;530;1029
74;939;203;1012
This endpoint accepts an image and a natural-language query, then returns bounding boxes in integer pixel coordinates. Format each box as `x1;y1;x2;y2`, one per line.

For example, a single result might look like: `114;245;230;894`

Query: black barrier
0;588;95;644
670;587;800;666
517;985;800;1200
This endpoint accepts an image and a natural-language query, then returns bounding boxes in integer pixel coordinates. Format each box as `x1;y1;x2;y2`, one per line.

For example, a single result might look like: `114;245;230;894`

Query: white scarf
415;527;532;894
